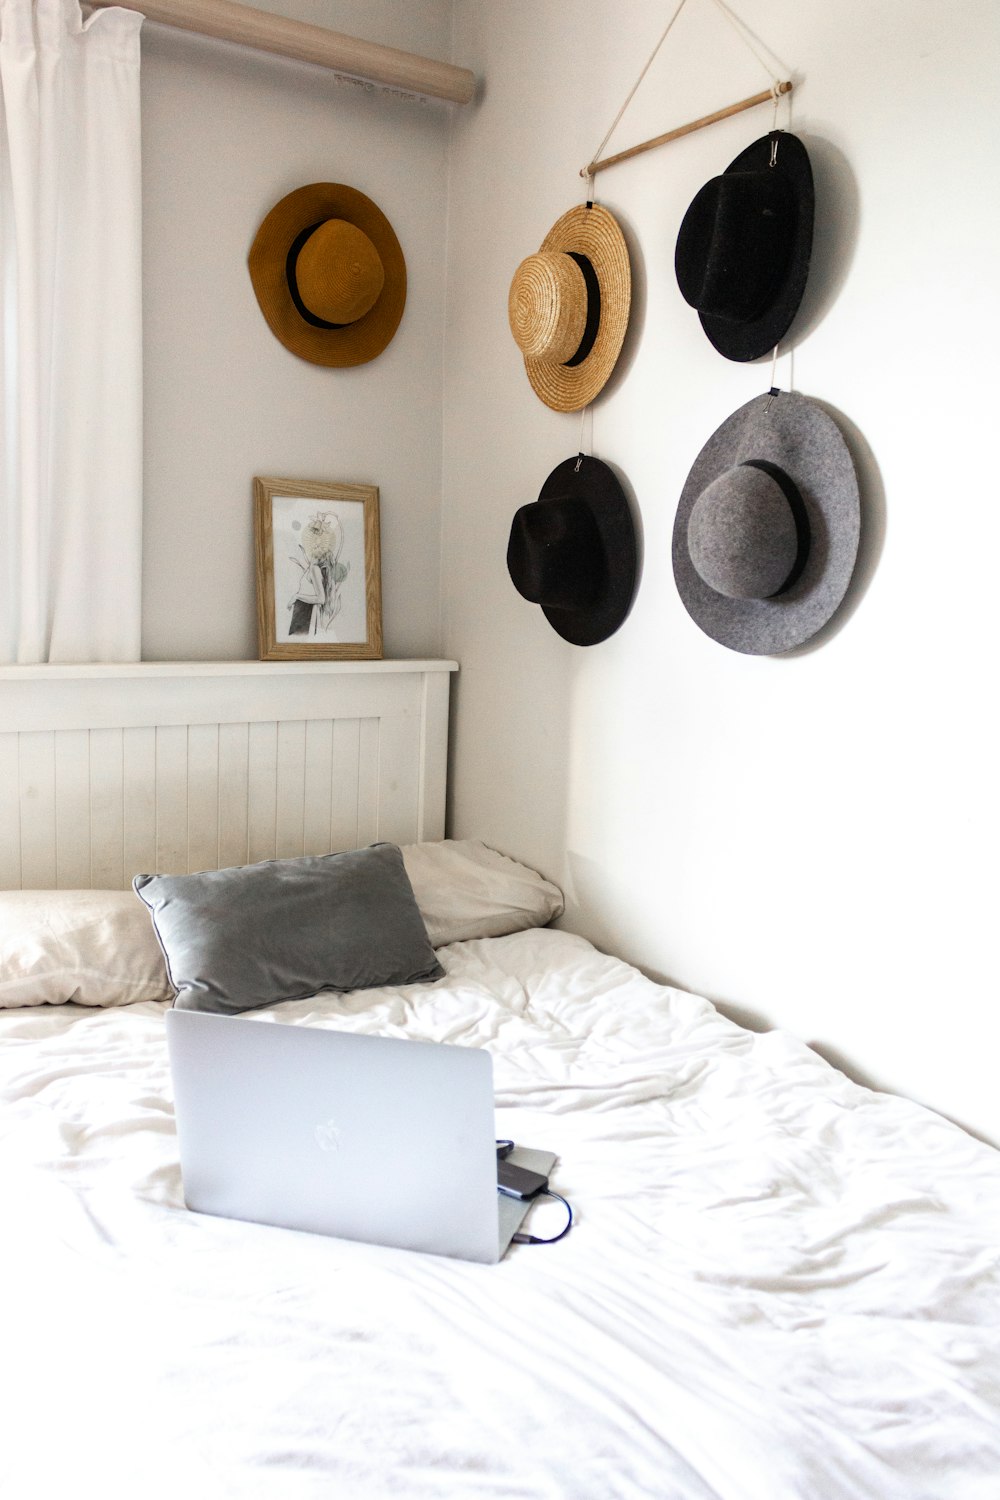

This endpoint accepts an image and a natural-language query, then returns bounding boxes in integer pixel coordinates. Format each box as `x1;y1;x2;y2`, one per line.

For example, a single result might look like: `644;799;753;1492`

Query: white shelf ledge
0;659;458;681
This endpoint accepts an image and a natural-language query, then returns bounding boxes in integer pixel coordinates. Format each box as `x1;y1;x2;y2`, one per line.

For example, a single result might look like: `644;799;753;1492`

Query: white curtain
0;0;142;663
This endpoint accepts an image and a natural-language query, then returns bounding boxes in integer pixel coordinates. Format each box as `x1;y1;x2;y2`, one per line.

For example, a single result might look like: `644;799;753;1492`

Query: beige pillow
0;889;171;1009
401;839;563;947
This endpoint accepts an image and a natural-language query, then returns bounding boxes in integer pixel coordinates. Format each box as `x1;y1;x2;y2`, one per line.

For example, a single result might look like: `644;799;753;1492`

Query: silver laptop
166;1007;552;1264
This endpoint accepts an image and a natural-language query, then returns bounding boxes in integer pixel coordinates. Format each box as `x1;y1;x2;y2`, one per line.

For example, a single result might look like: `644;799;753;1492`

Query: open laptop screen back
166;1009;501;1264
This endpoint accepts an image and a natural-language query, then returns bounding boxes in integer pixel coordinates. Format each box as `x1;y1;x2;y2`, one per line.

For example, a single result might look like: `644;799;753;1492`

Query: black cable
511;1189;573;1246
496;1139;573;1245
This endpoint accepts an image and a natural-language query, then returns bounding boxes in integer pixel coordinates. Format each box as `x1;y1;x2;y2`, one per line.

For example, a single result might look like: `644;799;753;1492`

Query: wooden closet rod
582;81;792;177
87;0;477;105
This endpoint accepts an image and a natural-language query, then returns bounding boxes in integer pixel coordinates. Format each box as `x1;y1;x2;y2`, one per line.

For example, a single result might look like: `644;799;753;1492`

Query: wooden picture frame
254;476;383;660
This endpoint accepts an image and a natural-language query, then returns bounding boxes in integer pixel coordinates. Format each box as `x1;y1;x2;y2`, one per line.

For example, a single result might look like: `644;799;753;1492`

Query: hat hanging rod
582;80;792;178
86;0;477;105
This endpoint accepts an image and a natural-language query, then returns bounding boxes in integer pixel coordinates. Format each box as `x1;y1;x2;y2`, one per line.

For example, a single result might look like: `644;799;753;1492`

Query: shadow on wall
559;847;650;964
456;462;644;881
562;871;998;1151
610;454;645;631
562;850;996;1145
594;203;646;406
444;613;576;886
782;137;885;655
561;849;780;1035
447;300;648;878
786;135;860;348
788;398;886;656
807;1038;998;1150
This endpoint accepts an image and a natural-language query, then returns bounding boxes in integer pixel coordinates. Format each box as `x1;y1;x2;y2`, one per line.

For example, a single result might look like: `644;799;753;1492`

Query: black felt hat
507;456;637;646
672;391;860;655
675;131;814;362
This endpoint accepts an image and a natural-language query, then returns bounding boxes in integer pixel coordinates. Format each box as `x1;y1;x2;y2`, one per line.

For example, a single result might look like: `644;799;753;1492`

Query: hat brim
532;456;637;646
697;133;814;363
523;205;631;413
672;393;860;654
248;184;406;368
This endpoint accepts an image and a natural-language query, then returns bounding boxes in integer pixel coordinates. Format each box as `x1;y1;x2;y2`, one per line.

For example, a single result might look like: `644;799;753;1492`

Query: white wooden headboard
0;660;456;890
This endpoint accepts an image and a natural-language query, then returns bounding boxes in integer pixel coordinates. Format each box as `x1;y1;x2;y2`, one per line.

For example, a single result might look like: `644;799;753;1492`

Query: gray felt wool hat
507;455;637;646
672;391;860;654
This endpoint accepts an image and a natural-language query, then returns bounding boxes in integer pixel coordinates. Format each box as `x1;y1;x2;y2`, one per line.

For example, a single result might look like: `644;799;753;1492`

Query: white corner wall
140;0;454;660
441;1;1000;1143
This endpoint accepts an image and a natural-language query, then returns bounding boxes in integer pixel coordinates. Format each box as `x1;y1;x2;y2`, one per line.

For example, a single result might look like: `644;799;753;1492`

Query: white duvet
1;928;998;1500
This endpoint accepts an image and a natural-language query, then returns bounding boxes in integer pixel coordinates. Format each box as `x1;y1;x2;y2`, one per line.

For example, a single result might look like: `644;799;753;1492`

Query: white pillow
400;839;563;946
0;889;172;1009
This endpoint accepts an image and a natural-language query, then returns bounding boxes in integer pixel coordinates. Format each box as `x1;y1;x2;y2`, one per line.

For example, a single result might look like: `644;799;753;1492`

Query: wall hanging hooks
582;80;792;180
580;0;795;187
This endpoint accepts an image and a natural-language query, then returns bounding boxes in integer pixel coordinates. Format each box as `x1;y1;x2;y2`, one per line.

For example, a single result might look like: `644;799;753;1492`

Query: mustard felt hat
508;203;632;412
248;183;406;367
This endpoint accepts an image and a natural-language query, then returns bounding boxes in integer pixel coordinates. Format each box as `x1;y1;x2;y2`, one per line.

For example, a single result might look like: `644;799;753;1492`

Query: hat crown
508;252;589;363
676;170;795;324
294;219;385;326
687;461;807;600
507;496;602;611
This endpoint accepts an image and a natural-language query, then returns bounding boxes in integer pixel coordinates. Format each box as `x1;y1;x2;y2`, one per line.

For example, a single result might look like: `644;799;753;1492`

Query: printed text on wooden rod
87;0;477;105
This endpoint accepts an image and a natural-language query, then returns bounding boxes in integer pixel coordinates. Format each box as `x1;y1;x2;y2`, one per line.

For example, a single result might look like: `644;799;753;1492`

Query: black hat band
562;253;601;368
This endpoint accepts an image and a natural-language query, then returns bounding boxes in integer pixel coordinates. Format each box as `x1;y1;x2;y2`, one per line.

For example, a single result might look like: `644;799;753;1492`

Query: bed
1;663;999;1500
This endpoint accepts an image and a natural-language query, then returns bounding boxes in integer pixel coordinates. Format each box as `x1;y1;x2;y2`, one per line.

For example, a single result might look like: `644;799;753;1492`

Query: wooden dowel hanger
582;80;792;178
86;0;477;105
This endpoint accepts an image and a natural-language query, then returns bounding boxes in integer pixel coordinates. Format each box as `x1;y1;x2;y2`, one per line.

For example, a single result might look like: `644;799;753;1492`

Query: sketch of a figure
287;511;350;636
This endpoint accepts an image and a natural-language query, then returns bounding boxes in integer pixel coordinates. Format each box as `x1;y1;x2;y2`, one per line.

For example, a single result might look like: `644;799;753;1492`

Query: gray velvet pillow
133;843;443;1015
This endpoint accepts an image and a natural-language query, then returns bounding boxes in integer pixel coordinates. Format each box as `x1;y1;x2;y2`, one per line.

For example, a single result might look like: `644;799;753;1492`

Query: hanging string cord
764;344;781;408
575;406;590;467
586;0;787;175
707;0;785;91
586;0;690;176
707;1;790;137
765;344;795;407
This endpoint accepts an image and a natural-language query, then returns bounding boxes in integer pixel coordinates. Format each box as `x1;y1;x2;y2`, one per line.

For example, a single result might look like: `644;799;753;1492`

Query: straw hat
672;391;860;654
675;131;814;362
508;204;631;412
248;183;406;367
507;455;637;645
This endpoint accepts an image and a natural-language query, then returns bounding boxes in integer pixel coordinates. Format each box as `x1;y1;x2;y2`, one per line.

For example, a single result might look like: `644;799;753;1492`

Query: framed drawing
254;476;383;660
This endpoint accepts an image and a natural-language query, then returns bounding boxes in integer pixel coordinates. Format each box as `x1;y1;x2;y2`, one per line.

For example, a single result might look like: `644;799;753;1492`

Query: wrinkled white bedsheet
2;928;999;1500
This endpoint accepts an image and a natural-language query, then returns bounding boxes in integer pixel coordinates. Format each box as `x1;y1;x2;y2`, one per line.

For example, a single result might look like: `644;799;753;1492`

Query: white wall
139;0;454;660
135;0;1000;1146
441;1;1000;1144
